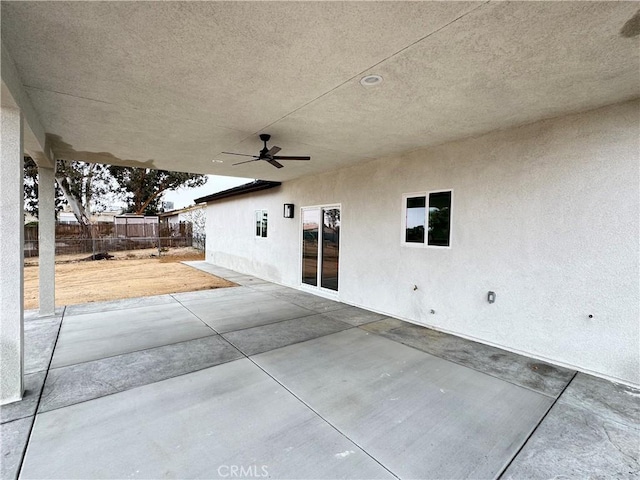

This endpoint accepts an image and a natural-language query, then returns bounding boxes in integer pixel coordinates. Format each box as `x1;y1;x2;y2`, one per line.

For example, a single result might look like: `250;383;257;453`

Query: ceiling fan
222;134;311;169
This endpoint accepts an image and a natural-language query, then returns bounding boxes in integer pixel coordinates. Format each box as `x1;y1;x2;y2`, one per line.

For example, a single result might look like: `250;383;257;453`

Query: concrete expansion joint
34;341;242;418
495;371;578;480
243;354;400;480
16;305;66;478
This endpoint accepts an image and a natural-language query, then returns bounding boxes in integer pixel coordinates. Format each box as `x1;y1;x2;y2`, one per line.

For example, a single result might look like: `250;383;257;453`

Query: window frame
255;209;268;238
401;190;453;249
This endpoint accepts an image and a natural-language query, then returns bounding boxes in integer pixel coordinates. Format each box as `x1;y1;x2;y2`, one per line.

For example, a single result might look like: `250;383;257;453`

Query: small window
405;196;426;243
255;210;268;238
428;191;451;247
402;191;452;247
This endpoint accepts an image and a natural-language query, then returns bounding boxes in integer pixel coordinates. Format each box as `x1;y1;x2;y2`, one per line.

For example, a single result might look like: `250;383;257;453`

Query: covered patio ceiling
1;1;639;181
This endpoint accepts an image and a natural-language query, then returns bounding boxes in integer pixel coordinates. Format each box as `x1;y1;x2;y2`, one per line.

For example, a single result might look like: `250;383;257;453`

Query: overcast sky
163;175;252;210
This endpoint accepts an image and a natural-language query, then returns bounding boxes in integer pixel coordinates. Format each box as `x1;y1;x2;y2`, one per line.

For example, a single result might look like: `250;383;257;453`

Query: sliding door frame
299;203;342;299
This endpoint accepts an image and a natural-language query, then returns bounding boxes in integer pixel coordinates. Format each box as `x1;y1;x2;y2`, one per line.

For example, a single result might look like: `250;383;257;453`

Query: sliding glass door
301;206;340;292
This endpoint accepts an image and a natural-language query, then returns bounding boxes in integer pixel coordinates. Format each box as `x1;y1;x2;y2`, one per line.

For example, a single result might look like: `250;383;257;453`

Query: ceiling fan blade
221;152;259;158
267;159;284;169
266;146;281;157
272;156;311;161
232;158;262;166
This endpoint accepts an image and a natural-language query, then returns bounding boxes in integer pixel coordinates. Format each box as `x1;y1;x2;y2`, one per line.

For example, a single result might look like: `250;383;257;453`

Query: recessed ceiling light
212;159;224;163
360;74;383;87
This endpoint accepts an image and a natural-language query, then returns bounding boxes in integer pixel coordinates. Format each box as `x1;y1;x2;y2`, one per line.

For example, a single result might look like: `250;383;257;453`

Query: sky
163;174;252;210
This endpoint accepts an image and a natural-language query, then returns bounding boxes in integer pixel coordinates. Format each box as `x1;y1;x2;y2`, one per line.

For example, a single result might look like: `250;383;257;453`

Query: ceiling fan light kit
221;134;311;169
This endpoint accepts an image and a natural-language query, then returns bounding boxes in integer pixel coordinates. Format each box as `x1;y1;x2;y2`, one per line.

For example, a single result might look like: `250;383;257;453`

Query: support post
38;165;56;316
0;106;24;405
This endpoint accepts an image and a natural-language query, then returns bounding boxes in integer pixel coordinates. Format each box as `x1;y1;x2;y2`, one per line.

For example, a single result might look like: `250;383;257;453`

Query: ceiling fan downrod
259;133;271;155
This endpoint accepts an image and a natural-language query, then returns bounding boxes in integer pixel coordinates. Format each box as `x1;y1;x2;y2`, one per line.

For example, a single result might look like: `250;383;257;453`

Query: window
405;196;426;243
402;191;452;247
255;210;268;238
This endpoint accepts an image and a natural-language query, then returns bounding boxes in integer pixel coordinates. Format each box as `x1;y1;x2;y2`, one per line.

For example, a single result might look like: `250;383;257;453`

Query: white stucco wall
206;100;640;386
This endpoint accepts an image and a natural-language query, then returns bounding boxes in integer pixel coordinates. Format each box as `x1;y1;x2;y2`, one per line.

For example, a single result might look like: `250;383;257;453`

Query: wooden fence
24;220;200;258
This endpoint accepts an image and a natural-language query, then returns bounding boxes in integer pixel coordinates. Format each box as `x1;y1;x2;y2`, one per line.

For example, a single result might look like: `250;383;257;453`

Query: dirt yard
24;247;236;310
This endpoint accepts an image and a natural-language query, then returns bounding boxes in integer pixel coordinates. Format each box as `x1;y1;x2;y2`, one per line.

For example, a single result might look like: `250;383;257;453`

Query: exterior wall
161;206;206;235
205;100;640;386
178;211;205;236
164;213;180;226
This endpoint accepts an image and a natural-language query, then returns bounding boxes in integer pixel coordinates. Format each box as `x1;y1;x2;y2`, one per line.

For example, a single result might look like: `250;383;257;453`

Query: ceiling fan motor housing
259;133;271;155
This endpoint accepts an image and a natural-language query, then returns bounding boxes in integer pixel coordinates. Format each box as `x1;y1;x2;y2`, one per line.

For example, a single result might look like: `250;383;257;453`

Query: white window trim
255;209;268;238
401;189;453;249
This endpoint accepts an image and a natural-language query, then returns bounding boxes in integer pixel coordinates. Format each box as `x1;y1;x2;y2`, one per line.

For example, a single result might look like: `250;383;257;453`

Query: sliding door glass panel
406;196;426;243
428;191;451;246
321;208;340;291
302;209;319;286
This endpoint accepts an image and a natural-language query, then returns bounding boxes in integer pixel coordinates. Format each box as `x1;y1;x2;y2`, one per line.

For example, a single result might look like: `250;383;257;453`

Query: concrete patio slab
230;275;272;286
170;286;248;303
182;262;363;312
502;402;639;479
183;294;315;333
63;294;177;316
218;272;254;279
362;318;575;397
174;287;269;307
247;282;295;293
1;416;33;480
322;306;388;326
51;303;215;368
11;275;636;479
559;373;640;426
24;316;61;374
269;290;348;313
0;371;46;424
181;261;239;279
254;328;553;479
39;335;243;413
23;308;64;321
21;359;394;480
502;373;640;478
223;313;352;356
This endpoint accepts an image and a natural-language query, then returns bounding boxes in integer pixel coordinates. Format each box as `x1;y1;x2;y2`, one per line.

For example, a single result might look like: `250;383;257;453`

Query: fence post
91;223;96;257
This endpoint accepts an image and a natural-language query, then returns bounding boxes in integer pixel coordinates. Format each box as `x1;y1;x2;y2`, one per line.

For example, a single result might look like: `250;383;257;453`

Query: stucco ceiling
1;1;639;181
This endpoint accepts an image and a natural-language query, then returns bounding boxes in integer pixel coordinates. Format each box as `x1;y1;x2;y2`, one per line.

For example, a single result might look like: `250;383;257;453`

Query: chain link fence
24;221;204;258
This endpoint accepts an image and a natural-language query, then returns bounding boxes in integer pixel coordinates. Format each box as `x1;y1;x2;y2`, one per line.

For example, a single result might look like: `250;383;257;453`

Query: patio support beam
0;106;25;405
1;41;53;168
38;165;56;316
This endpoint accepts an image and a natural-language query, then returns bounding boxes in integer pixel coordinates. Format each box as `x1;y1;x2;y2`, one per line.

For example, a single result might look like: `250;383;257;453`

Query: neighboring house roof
159;203;206;218
195;180;282;204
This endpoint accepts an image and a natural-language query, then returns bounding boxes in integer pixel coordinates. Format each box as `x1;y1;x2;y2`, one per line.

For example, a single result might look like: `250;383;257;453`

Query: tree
23;156;65;219
24;157;118;231
25;160;206;225
108;167;207;215
55;159;117;228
